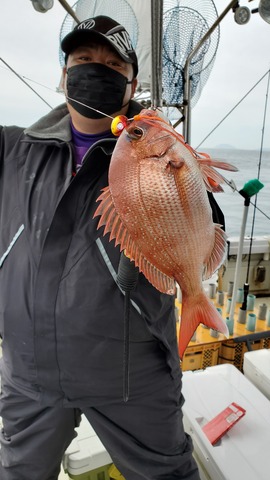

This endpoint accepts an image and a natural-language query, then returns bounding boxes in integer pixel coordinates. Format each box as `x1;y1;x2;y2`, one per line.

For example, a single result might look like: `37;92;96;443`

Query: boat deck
177;293;270;372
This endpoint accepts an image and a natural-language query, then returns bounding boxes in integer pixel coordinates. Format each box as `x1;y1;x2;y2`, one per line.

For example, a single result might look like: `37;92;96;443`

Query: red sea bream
94;109;238;357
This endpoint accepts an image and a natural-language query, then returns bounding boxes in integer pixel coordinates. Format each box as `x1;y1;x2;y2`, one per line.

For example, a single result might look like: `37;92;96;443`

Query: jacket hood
25;103;71;142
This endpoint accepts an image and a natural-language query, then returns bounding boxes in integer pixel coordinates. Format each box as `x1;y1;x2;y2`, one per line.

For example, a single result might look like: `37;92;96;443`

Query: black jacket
0;101;224;406
0;102;181;406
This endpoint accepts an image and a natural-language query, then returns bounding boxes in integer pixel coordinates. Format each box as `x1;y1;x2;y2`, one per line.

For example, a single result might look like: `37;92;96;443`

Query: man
0;15;224;480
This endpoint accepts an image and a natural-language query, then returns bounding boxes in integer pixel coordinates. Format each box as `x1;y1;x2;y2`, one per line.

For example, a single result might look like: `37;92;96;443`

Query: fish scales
94;109;238;356
113;143;206;278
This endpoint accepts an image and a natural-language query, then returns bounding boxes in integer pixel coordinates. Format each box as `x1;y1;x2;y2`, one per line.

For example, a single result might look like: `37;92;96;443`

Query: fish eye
127;126;144;140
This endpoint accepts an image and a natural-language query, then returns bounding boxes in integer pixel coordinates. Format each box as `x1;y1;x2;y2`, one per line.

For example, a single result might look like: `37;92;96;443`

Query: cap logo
107;31;133;59
78;19;95;30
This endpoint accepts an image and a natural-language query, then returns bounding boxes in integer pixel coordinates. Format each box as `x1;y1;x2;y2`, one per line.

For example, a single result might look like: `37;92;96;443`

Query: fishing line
21;76;58;92
196;68;270;150
65;96;114;119
0;62;63;95
0;57;118;120
196;66;270;225
3;56;269;223
0;57;53;110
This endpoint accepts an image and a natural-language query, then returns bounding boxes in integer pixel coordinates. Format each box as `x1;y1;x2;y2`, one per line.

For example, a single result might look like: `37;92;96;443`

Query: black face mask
66;63;133;119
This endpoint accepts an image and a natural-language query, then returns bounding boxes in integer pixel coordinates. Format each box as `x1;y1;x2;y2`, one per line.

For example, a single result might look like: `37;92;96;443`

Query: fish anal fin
136;256;176;295
203;225;227;280
179;292;228;359
124;245;176;295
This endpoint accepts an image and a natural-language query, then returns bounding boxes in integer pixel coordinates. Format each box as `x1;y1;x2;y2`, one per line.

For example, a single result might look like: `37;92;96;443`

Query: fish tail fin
179;292;229;359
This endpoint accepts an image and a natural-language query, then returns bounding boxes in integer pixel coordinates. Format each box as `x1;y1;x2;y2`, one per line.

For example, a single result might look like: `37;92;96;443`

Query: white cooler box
182;364;270;480
62;414;113;479
243;348;270;400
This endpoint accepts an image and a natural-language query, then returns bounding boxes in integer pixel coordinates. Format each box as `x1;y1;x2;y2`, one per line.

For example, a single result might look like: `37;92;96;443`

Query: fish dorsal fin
94;187;176;295
203;224;227;280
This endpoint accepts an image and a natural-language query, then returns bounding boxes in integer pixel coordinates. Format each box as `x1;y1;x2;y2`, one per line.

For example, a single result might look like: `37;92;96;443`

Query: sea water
205;148;270;237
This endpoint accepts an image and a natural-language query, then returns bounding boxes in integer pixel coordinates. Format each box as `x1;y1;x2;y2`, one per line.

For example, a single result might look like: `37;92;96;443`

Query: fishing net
59;0;219;110
162;0;219;108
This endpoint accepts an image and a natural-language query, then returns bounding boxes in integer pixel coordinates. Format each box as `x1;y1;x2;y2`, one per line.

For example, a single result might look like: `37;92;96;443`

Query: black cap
61;15;138;76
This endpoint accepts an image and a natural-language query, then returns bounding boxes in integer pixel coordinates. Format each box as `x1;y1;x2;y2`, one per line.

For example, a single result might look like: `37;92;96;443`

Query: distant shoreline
204;146;270;152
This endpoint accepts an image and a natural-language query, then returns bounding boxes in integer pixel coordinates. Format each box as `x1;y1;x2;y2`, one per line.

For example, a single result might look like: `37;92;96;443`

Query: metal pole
57;0;80;23
151;0;163;108
228;200;250;324
183;0;239;143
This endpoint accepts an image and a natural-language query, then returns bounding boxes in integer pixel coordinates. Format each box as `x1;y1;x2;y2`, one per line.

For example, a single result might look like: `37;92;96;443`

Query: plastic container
62;415;113;480
218;335;270;370
243;348;270;400
182;364;270;480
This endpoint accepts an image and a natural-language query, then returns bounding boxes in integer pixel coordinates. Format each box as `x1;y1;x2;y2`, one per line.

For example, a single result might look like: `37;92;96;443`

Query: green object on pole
239;179;264;199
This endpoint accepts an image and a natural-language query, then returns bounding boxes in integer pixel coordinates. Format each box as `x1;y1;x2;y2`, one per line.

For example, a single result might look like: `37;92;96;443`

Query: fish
94;109;238;358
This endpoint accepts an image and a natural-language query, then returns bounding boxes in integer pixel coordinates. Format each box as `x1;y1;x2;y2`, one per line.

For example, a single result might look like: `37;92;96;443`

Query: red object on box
202;402;246;445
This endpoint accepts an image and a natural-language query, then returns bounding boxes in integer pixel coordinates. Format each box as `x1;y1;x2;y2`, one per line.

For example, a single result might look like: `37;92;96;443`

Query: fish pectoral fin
203;224;227;280
200;164;226;192
167;151;185;169
197;157;237;193
94;187;176;295
197;155;238;172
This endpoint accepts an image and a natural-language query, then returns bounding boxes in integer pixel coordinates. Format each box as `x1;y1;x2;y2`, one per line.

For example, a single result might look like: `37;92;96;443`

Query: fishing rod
239;66;270;316
226;67;269;329
117;253;139;403
1;2;79;111
228;179;264;329
116;0;164;401
0;57;53;110
196;68;270;150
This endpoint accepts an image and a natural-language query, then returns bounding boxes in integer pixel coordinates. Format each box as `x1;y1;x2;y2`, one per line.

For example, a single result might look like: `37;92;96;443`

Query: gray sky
0;0;269;149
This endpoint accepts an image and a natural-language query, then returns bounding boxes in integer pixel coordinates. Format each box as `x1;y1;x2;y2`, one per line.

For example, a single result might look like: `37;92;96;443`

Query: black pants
0;356;200;480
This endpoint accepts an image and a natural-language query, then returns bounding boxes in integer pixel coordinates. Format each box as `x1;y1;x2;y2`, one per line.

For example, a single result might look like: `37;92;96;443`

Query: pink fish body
94;110;238;357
